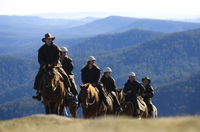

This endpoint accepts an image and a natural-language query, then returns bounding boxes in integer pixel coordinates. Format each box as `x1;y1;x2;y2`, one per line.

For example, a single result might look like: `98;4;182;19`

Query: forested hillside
0;56;36;104
0;16;200;120
70;29;163;53
94;29;200;85
156;73;200;116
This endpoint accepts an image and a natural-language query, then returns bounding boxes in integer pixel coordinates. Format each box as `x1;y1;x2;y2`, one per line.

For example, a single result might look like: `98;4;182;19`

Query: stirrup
116;107;123;113
32;95;41;101
103;100;109;107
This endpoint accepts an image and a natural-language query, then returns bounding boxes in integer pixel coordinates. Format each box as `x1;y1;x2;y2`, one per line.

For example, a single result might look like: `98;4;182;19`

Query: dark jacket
61;56;73;75
100;75;117;93
123;80;145;98
81;64;101;84
143;85;154;100
38;43;60;67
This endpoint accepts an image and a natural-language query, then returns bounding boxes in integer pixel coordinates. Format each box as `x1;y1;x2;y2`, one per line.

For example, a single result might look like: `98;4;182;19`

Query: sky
0;0;200;19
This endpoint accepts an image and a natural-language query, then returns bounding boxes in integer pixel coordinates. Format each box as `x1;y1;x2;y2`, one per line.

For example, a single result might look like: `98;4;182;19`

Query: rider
32;33;73;101
142;77;154;117
123;72;145;117
81;56;108;106
60;47;78;105
100;67;122;113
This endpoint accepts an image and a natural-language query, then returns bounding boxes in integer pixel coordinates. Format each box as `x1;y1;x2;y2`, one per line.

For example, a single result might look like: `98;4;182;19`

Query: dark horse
116;89;149;118
63;74;78;118
59;93;78;118
40;66;65;115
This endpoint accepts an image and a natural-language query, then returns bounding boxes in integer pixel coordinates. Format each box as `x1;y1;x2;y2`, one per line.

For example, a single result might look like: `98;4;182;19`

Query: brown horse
103;90;116;115
79;83;109;118
59;95;78;118
116;89;149;118
40;66;65;115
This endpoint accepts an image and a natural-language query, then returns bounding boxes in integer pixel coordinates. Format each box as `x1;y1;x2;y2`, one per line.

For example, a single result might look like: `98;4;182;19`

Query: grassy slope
0;115;200;132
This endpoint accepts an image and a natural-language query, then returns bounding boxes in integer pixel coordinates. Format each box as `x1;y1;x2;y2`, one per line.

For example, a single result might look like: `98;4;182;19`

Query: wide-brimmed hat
42;33;55;42
142;77;151;83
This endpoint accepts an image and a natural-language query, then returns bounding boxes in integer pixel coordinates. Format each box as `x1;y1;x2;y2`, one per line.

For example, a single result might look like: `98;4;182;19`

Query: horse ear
86;83;90;87
117;88;122;92
80;83;90;89
80;84;84;89
120;89;123;92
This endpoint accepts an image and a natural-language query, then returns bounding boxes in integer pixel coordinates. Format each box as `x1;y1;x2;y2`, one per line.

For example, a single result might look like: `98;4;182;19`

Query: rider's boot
65;86;73;98
71;95;79;106
102;97;109;107
32;91;41;101
112;94;123;113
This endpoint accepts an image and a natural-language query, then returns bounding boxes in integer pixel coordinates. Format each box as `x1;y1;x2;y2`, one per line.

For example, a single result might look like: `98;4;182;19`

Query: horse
65;75;78;118
79;83;103;118
79;83;119;118
103;90;118;115
59;94;78;118
39;66;65;115
116;89;149;118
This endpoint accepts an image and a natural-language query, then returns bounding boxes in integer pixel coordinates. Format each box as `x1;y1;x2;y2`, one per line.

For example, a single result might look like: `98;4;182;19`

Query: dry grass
0;114;200;132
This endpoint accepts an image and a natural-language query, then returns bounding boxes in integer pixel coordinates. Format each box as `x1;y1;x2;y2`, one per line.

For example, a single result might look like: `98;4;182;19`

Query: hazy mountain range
0;15;200;120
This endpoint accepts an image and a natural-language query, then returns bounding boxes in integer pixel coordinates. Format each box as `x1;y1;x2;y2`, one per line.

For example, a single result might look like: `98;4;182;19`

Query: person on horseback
100;67;122;113
123;72;145;117
60;47;78;105
142;77;154;117
32;33;73;101
80;56;108;106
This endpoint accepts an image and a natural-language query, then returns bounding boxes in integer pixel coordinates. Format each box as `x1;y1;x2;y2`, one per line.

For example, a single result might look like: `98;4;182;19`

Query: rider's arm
111;78;117;92
94;69;101;84
52;46;60;66
123;83;129;94
138;83;145;96
68;59;74;73
38;48;46;66
147;86;154;98
81;69;87;84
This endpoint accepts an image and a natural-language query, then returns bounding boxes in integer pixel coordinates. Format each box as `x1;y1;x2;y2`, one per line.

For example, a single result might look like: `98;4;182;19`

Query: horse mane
88;84;96;97
116;88;123;92
80;83;96;97
80;83;90;89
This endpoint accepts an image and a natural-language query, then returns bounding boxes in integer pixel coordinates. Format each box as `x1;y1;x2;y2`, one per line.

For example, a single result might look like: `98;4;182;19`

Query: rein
88;96;96;106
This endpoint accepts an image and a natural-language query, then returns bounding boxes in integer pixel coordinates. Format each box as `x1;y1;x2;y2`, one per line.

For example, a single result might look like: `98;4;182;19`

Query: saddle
137;96;146;112
94;86;114;103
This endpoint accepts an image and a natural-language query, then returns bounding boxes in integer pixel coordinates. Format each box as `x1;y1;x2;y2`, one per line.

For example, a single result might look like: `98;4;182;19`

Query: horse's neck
88;86;96;97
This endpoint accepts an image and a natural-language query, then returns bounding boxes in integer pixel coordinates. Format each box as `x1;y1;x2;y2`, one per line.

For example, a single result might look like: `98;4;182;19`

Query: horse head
43;66;60;92
80;83;96;108
116;88;126;105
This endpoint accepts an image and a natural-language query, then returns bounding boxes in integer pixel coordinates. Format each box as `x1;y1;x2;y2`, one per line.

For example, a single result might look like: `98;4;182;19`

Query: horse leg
69;104;77;118
44;102;50;114
56;103;61;115
83;110;87;119
55;102;62;115
152;105;158;118
59;102;65;116
49;102;56;114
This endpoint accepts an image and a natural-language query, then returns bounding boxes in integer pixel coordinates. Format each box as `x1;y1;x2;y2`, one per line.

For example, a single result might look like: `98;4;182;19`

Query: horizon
0;0;200;20
1;12;200;22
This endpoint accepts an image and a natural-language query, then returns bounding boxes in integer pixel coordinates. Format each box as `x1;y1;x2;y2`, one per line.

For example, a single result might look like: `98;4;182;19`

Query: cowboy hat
42;33;55;42
142;77;151;83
